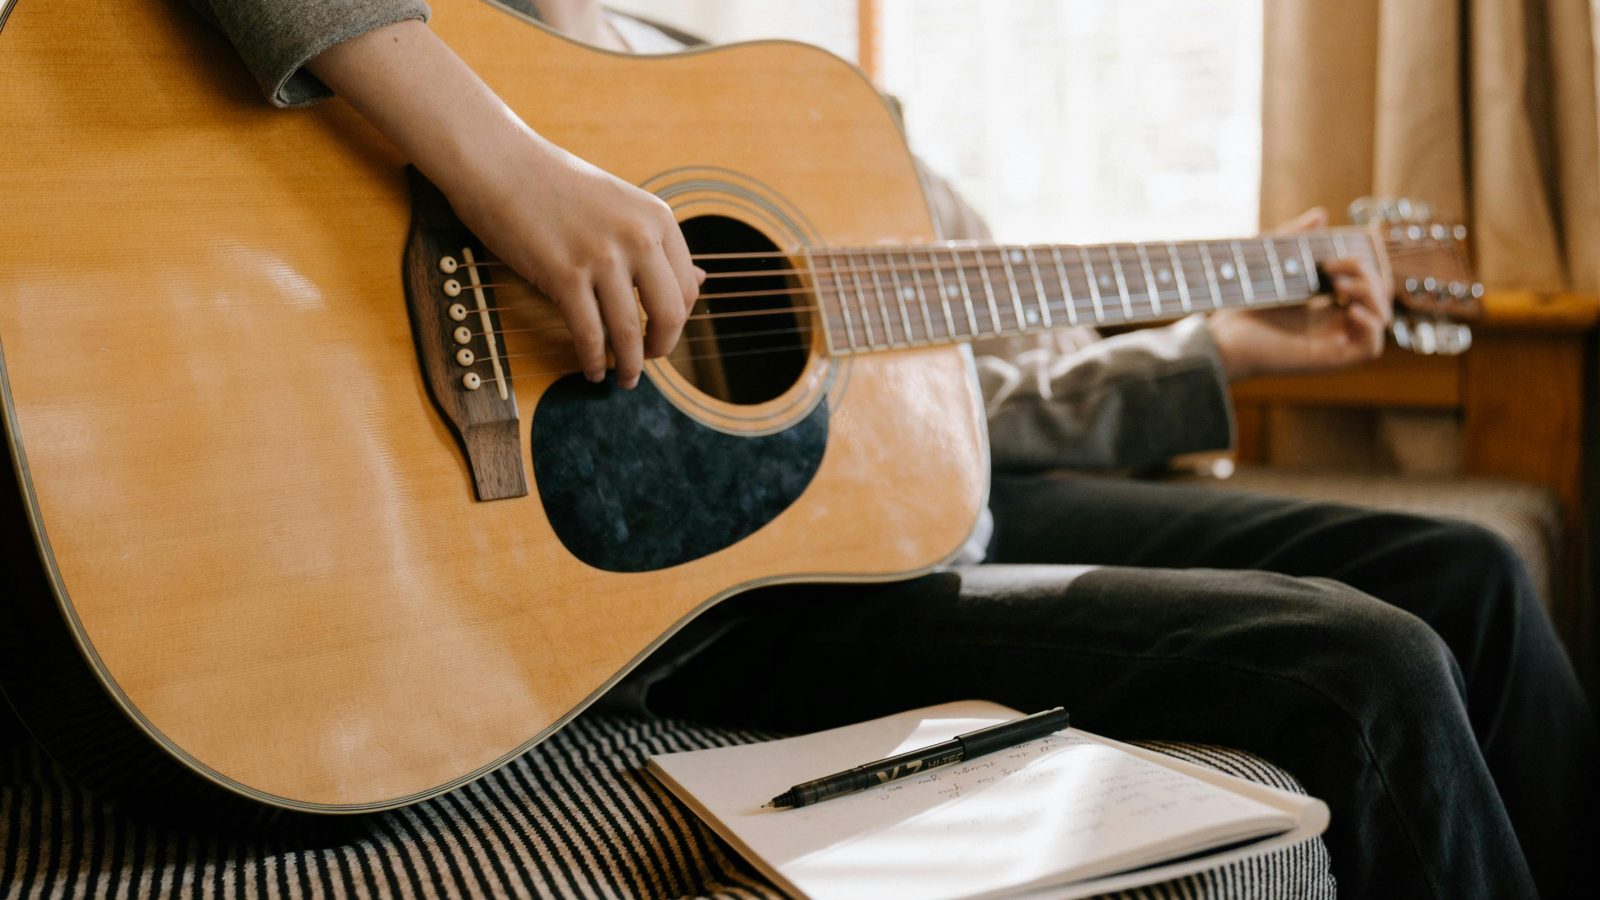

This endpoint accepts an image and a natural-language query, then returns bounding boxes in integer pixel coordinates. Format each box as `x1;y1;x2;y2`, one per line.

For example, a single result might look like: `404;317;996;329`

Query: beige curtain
1261;0;1600;292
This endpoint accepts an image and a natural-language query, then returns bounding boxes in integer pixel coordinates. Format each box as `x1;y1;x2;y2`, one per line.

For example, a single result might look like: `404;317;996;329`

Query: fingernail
621;376;640;390
587;370;605;383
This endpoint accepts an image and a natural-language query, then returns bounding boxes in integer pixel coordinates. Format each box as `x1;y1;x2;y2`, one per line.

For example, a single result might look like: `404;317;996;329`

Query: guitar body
0;0;986;813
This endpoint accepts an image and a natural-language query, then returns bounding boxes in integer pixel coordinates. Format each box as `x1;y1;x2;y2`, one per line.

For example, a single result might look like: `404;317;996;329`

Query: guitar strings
442;241;1458;381
460;291;1378;383
460;292;1372;382
453;243;1446;298
463;245;1438;313
458;242;1443;343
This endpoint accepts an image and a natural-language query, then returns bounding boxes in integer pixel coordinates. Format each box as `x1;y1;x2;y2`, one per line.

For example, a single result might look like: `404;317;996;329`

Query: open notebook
647;700;1328;899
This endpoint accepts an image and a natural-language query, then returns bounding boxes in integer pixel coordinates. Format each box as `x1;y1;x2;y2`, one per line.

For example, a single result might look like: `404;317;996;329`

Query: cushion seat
0;708;1334;898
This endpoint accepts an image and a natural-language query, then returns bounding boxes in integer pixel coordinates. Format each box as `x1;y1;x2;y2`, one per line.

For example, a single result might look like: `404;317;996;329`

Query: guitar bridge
402;167;529;501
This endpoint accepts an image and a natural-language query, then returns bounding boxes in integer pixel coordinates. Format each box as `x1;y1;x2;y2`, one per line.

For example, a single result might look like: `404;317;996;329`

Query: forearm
185;0;431;107
305;19;544;201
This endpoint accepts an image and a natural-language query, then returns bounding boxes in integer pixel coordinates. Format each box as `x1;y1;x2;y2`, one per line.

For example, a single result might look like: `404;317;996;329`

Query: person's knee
1421;519;1528;588
1288;579;1466;710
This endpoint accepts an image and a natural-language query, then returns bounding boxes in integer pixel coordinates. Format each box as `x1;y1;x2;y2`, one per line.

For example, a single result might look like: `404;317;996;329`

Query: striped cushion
0;709;1334;898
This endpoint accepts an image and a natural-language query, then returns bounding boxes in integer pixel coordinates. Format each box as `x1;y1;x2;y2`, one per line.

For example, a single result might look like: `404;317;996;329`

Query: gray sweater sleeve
977;317;1236;472
920;166;1236;471
187;1;432;107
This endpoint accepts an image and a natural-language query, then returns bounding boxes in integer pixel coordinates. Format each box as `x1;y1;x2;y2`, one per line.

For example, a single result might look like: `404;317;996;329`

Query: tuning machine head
1392;314;1473;356
1350;196;1435;225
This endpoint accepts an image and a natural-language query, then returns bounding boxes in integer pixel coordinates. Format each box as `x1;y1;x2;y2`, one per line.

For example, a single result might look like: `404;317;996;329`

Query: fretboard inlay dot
1219;263;1236;280
1158;269;1172;283
1284;259;1301;274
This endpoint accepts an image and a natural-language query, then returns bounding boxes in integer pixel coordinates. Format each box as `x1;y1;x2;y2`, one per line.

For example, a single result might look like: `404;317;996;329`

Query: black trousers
643;474;1599;899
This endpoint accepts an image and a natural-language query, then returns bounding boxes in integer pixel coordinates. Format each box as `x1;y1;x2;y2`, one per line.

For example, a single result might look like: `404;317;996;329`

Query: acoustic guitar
0;0;1476;818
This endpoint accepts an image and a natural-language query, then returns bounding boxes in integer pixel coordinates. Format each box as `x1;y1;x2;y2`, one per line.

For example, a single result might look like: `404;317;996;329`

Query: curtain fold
1262;0;1599;292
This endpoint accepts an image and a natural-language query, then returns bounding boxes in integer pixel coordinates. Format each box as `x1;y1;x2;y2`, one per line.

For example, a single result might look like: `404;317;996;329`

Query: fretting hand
1207;207;1393;381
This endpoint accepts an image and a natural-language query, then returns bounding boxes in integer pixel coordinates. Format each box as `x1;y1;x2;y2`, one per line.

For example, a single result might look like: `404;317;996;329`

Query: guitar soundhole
669;216;810;405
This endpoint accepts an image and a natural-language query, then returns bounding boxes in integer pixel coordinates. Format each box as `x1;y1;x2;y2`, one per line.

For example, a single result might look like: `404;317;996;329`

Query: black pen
764;707;1071;809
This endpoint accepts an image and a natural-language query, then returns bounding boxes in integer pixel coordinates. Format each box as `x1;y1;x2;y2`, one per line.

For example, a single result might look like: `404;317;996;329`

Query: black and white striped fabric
0;708;1334;899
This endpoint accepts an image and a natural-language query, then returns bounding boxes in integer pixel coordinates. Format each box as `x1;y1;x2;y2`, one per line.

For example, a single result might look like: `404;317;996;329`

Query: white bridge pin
443;279;463;298
456;348;475;366
453;326;472;345
439;256;459;274
448;303;469;322
462;372;483;391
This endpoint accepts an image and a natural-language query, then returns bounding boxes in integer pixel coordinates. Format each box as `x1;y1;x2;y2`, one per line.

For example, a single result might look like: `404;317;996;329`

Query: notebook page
648;700;1322;900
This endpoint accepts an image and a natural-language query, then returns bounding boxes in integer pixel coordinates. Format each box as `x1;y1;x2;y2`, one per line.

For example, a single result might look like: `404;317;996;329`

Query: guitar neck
807;227;1382;352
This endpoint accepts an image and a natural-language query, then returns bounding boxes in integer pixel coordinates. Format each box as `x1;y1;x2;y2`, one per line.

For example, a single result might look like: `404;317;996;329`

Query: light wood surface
0;0;986;810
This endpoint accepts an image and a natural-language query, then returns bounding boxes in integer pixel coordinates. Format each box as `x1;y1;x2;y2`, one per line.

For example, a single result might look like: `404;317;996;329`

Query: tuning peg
1392;315;1473;356
1392;314;1424;352
1435;321;1472;355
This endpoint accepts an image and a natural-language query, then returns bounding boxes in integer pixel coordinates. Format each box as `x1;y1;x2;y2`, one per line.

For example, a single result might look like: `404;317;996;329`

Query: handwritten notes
648;701;1327;900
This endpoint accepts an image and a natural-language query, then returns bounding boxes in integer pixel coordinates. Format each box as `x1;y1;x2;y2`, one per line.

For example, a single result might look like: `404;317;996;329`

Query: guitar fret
1230;240;1254;304
864;253;899;346
1135;243;1161;315
887;253;917;343
805;250;838;355
1108;245;1134;318
824;251;859;352
879;251;916;344
845;251;879;347
897;250;935;342
999;248;1030;330
972;249;1004;335
949;247;982;335
922;250;958;339
1294;236;1319;292
1048;245;1079;326
883;250;911;342
1262;238;1288;298
1166;242;1192;313
1078;246;1107;324
1025;247;1053;329
1198;243;1223;309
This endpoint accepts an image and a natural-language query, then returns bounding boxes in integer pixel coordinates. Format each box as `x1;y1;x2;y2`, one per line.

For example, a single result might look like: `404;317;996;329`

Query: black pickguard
530;375;827;572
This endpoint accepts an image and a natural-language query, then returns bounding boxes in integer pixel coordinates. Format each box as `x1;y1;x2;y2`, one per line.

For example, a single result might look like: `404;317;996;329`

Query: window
607;1;1263;243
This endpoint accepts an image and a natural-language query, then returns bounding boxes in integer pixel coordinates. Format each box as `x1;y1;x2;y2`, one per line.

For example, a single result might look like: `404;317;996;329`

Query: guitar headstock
1351;196;1482;356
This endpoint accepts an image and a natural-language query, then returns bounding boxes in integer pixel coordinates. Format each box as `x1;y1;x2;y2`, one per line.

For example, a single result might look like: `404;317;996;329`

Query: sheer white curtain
604;1;857;61
610;1;1264;245
877;0;1262;244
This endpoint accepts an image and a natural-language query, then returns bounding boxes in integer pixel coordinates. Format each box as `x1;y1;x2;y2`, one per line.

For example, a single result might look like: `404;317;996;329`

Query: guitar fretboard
807;229;1380;353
